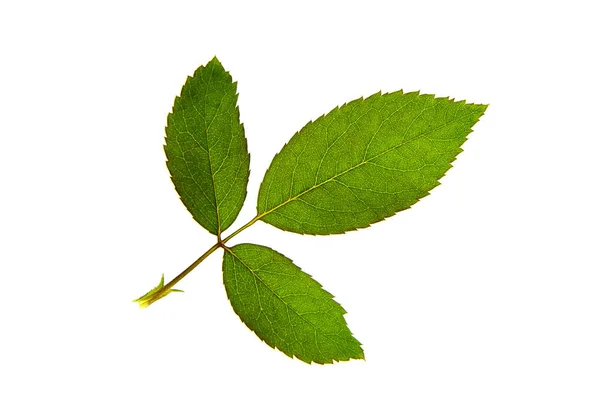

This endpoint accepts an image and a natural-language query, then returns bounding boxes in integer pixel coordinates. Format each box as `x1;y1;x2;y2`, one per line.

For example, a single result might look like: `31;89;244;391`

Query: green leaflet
257;91;487;235
222;243;364;364
165;57;250;236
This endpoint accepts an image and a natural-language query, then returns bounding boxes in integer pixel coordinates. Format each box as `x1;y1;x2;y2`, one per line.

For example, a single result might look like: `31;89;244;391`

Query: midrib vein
258;111;474;220
226;247;348;351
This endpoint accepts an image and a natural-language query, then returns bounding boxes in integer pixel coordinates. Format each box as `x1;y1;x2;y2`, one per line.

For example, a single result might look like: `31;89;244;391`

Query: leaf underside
257;91;487;235
222;243;364;364
165;57;250;235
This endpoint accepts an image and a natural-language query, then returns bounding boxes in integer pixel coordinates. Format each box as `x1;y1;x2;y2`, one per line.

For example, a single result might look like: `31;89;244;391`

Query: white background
1;1;599;398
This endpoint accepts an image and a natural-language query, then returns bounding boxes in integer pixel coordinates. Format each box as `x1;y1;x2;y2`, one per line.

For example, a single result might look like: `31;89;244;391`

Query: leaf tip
351;349;366;362
207;55;222;67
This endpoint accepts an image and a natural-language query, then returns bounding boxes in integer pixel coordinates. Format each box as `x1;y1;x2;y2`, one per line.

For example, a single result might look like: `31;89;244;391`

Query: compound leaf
165;57;250;235
257;91;487;234
222;243;364;364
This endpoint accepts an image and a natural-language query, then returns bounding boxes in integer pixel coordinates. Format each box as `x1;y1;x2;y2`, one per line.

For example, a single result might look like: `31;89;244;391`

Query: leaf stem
137;214;263;307
164;242;222;292
221;214;262;244
137;242;220;308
